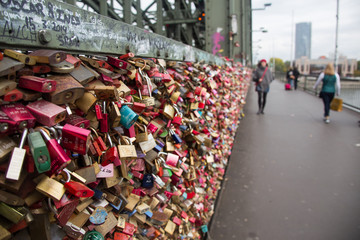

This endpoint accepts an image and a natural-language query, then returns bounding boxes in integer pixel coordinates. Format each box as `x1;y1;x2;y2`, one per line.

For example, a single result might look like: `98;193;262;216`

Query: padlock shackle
19;128;28;148
39;128;51;141
89;127;99;137
65;104;72;115
106;133;114;147
158;151;168;157
47;198;58;215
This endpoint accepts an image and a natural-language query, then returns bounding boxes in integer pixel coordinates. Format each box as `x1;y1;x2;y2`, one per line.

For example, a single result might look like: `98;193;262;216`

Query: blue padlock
120;105;138;129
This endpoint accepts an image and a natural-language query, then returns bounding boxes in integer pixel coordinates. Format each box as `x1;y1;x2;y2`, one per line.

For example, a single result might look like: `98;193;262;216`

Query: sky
252;0;360;63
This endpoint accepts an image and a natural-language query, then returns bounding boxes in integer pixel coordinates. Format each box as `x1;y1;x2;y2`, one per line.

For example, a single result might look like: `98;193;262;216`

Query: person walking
293;67;300;90
286;67;295;89
313;63;340;124
253;59;273;114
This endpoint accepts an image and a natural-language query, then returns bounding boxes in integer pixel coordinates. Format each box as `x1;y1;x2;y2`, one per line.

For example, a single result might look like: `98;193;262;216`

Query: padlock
65;54;81;68
39;129;71;175
172;105;183;125
4;49;36;65
163;103;175;119
86;85;119;100
0;57;24;78
122;101;146;114
102;133;120;167
169;128;182;144
29;49;66;64
48;196;79;227
138;69;155;107
0;110;17;135
107;56;134;71
135;123;148;143
100;101;108;133
6;128;28;181
50;61;75;73
64;181;94;198
3;88;23;101
57;124;91;155
0;103;36;131
31;64;51;74
109;101;121;128
26;100;66;126
70;63;99;85
90;127;107;152
118;136;137;159
138;132;157;153
99;73;114;85
43;74;85;104
65;107;90;129
75;92;98;114
27;129;51;173
36;175;66;201
0;202;28;224
119;105;138;129
18;75;56;93
0;79;17;96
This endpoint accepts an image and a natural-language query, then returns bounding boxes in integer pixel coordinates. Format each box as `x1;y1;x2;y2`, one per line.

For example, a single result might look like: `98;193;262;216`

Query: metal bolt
38;30;52;44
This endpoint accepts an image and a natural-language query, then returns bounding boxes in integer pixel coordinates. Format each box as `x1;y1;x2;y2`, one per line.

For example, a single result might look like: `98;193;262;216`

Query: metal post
136;0;143;28
99;0;108;16
156;0;164;35
290;10;294;67
334;0;339;72
123;0;132;24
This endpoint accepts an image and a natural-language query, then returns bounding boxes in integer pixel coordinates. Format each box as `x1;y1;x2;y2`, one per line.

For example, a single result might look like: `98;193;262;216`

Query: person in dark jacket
286;67;295;89
253;59;274;114
313;63;340;123
293;67;300;90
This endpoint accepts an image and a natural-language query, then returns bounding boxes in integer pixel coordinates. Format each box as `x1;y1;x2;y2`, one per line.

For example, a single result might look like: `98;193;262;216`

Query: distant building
295;22;312;59
295;56;357;77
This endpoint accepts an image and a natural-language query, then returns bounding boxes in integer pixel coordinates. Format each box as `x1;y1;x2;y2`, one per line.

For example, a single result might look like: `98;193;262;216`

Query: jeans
321;92;335;117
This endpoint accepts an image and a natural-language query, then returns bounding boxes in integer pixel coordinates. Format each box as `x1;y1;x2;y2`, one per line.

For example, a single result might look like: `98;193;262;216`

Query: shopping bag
330;98;343;112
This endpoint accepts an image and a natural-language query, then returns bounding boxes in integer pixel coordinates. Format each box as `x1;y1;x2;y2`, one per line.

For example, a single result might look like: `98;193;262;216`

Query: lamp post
251;3;272;66
251;28;268;65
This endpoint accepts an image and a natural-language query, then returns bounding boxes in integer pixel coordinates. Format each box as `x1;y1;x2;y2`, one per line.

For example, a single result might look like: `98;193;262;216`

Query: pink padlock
147;122;158;134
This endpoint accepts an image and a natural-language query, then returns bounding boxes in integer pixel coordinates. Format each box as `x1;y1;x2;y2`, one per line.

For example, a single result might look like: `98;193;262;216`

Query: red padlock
59;124;91;155
64;181;94;198
26;100;66;126
18;75;57;93
102;133;120;166
99;73;114;86
3;89;23;102
0;103;36;131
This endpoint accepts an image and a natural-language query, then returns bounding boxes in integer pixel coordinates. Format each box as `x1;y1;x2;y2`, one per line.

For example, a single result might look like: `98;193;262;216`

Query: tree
269;58;286;72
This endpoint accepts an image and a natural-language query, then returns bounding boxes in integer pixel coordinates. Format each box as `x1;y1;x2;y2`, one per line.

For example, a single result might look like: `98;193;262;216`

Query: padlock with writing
118;136;137;160
18;75;57;93
0;103;36;131
138;132;157;154
170;128;182;144
6;128;28;181
26;99;66;126
56;124;91;155
0;110;17;135
27;129;51;173
163;103;175;119
39;128;71;176
64;181;94;198
99;101;108;133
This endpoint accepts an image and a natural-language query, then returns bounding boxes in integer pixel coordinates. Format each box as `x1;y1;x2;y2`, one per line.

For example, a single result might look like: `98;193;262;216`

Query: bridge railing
275;72;360;111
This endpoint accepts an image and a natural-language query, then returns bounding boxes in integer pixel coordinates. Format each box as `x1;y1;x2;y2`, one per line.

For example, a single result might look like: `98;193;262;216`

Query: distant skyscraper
295;22;311;59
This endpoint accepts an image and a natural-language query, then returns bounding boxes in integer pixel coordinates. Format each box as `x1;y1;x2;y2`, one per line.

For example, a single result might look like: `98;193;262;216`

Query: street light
252;27;268;33
252;3;272;11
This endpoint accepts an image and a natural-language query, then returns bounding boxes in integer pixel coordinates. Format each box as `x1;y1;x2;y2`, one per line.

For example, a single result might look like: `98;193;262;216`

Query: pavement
208;80;360;240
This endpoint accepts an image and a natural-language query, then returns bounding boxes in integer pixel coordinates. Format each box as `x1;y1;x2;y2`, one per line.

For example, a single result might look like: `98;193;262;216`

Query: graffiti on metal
0;0;226;65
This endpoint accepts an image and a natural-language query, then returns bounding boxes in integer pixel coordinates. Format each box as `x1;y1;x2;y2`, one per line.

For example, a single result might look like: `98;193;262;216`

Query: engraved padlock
39;128;71;176
0;103;36;132
56;124;91;155
117;136;137;160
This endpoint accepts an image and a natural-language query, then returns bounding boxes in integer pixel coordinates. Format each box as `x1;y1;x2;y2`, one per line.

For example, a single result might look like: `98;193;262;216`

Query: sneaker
325;119;330;124
261;110;265;114
257;110;261;115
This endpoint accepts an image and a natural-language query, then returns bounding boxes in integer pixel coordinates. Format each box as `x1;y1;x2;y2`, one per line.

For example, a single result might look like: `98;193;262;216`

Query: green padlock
28;130;51;173
83;230;104;240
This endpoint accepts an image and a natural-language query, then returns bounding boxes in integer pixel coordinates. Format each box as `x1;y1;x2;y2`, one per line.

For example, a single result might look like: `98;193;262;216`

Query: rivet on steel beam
38;30;52;44
156;50;161;57
165;52;169;58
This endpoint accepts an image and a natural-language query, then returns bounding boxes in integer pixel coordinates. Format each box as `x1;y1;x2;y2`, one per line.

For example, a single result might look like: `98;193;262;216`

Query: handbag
330;97;343;111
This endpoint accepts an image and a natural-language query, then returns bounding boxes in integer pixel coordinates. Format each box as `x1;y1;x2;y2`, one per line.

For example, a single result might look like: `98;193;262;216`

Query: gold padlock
163;103;175;119
35;175;66;201
75;92;97;114
118;136;137;159
135;123;148;143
